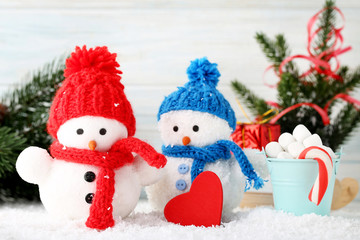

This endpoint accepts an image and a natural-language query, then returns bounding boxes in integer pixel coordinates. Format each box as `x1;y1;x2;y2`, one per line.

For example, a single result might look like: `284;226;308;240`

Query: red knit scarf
50;137;166;230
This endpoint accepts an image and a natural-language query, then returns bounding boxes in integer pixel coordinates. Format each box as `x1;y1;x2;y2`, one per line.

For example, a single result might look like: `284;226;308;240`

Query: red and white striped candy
298;146;333;205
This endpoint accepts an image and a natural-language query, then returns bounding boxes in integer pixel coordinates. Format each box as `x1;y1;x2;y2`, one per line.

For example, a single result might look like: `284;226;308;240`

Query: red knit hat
47;46;136;138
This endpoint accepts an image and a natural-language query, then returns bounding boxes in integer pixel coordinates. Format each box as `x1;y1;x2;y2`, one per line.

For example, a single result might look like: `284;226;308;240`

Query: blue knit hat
157;57;236;131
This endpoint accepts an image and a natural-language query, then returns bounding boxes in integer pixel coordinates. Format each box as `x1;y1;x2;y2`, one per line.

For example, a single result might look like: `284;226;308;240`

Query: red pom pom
64;45;122;77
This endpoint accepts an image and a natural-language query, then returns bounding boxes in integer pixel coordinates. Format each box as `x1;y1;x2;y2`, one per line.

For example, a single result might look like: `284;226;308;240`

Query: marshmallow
288;141;305;158
265;141;284;158
303;134;323;148
278;132;296;151
277;151;294;159
292;124;312;143
319;146;337;159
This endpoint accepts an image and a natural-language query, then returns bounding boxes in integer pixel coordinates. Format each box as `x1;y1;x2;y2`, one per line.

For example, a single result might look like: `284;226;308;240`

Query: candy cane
298;146;333;205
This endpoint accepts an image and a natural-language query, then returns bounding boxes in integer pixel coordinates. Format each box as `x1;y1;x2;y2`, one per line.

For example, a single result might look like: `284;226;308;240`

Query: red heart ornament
164;171;223;227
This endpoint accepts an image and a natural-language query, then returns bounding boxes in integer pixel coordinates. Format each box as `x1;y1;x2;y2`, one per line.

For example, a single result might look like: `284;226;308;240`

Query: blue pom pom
186;57;220;87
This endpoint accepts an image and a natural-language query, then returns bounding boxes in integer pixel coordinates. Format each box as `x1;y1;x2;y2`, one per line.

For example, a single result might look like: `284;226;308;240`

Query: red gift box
231;124;281;150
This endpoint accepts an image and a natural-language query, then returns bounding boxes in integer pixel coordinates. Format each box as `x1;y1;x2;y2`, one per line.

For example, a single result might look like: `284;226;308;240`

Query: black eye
76;128;84;135
193;125;199;132
173;126;179;132
99;128;107;135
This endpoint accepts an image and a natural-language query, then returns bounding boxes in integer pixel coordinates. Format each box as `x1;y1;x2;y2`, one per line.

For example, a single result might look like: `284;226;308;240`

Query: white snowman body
146;110;246;214
17;116;162;220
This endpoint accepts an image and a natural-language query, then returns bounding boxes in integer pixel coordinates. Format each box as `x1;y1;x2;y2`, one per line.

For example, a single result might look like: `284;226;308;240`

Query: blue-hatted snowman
146;57;264;215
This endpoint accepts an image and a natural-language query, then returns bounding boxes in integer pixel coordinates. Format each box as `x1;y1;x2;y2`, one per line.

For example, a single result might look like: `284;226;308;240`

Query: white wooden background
0;0;359;197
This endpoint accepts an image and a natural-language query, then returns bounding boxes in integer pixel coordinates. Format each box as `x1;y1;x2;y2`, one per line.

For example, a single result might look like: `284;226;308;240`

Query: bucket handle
334;147;343;175
259;149;274;174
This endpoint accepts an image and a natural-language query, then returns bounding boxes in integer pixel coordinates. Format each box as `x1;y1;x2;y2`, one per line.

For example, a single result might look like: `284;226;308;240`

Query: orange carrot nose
182;136;191;146
88;140;97;151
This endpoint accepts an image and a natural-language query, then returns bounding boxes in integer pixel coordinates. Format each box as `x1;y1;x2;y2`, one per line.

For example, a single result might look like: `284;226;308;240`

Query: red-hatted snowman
16;46;166;230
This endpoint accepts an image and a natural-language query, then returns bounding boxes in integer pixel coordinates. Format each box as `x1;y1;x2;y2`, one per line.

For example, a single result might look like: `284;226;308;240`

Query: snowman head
157;57;236;147
47;46;136;148
159;110;232;147
57;116;128;151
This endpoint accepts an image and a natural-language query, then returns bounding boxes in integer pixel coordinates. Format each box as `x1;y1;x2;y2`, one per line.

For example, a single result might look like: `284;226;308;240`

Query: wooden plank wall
0;0;359;197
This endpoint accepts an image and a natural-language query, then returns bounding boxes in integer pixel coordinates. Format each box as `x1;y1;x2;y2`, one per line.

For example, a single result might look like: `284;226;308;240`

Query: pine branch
255;32;277;63
0;56;66;202
318;104;360;150
311;74;337;106
329;66;350;94
2;57;66;148
255;33;292;69
317;67;360;113
0;172;39;202
256;32;299;83
315;0;336;55
344;67;360;92
237;0;360;153
0;127;27;178
231;80;272;116
277;73;302;107
275;35;295;73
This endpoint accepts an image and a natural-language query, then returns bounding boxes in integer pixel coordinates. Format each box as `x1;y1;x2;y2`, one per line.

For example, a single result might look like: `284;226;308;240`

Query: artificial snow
1;200;359;240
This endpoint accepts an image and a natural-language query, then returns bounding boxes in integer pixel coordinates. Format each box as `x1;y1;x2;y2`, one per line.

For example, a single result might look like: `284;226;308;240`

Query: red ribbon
263;6;352;87
280;7;351;81
266;101;281;109
267;93;360;125
278;55;331;79
324;93;360;112
259;7;360;125
269;103;330;125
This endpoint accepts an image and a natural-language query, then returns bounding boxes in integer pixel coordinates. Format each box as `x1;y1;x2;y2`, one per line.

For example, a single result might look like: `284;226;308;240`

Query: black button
85;193;94;204
84;171;96;182
99;128;107;135
193;125;199;132
76;128;84;135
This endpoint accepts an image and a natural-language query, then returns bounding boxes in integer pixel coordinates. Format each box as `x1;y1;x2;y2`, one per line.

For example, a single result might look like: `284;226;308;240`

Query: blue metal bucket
266;152;341;216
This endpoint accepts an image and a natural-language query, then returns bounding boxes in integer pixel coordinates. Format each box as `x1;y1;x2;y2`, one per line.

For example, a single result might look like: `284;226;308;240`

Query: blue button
178;164;189;174
175;179;187;191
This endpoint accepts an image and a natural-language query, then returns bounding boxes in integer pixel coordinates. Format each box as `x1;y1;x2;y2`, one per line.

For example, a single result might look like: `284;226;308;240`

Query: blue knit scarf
162;140;264;191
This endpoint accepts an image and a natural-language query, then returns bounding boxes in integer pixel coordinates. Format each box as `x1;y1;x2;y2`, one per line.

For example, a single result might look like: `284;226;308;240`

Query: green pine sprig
0;127;26;178
0;56;66;202
230;81;272;117
315;0;336;55
318;104;360;148
3;57;66;148
255;33;295;73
